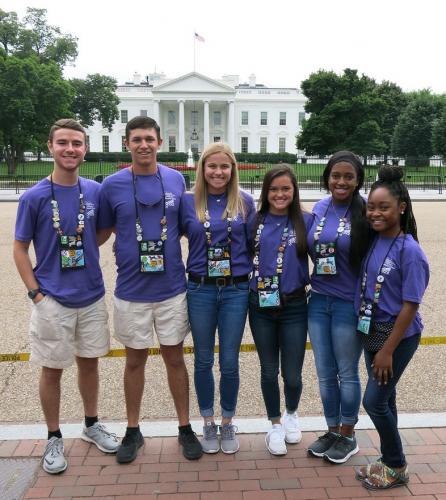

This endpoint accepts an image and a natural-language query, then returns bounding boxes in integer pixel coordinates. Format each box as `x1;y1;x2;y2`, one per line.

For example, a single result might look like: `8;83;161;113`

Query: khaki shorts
113;292;190;349
29;295;110;369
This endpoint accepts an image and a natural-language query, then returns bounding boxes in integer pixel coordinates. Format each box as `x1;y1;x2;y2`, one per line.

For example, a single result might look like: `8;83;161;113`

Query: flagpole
193;31;196;72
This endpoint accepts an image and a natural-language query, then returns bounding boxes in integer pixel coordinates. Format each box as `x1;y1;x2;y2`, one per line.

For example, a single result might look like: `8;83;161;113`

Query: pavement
2;426;446;499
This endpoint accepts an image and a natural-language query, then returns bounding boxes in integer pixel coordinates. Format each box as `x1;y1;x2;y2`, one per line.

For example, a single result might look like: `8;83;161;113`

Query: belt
188;274;249;287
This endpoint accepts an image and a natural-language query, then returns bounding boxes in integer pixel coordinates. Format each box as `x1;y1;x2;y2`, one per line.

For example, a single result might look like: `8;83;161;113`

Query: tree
297;68;387;159
0;55;73;174
70;74;120;131
0;9;19;54
432;107;446;159
391;90;445;162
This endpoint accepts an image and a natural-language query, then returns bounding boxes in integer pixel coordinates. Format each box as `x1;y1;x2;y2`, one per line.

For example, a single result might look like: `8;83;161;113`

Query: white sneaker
265;424;287;455
282;411;302;444
43;437;67;474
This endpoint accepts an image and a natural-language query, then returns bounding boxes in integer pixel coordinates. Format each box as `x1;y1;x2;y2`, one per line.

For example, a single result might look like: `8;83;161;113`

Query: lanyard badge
257;275;281;308
59;234;86;270
50;175;86;271
132;168;167;274
204;208;232;278
253;216;289;309
139;239;165;273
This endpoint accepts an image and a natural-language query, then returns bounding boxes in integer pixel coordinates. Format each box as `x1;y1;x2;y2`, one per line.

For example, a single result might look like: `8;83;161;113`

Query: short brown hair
125;116;161;141
48;119;87;143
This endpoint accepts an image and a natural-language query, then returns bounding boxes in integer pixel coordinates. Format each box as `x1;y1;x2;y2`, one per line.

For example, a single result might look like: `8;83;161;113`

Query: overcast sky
3;0;445;93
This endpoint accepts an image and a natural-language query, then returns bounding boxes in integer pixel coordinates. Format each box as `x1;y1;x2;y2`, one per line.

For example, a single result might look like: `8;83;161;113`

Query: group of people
14;116;429;491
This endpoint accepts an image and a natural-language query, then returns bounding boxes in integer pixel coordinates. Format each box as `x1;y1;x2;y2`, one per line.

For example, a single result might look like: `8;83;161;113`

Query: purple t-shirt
249;212;311;294
307;196;358;302
354;234;429;338
180;190;256;277
98;164;186;302
15;177;104;308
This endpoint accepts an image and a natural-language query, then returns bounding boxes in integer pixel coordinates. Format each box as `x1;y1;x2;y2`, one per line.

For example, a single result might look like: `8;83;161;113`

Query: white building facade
86;72;307;155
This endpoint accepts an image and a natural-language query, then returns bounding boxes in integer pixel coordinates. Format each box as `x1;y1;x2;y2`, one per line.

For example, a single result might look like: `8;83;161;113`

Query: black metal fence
1;156;444;194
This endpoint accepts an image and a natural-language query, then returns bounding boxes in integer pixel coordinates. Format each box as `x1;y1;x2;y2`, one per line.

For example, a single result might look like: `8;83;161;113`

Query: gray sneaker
81;422;120;453
219;423;239;454
201;422;219;454
43;437;67;474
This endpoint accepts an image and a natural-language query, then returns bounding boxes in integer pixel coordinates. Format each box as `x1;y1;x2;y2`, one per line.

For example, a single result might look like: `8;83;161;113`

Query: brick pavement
1;427;445;499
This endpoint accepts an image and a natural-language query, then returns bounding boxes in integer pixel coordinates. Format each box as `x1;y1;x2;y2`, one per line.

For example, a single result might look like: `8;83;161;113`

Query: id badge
315;243;337;275
207;244;231;278
139;240;165;273
357;315;371;335
59;235;85;270
257;275;281;308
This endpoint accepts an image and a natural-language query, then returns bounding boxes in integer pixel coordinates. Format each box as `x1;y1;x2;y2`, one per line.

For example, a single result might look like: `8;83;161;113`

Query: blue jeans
187;280;249;418
363;334;420;468
248;291;308;420
307;292;363;427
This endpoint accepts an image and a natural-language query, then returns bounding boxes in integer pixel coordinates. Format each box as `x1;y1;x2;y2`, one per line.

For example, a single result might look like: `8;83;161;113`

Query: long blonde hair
194;142;246;222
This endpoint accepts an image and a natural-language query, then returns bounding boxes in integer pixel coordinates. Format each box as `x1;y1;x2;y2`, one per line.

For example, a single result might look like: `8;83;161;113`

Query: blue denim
307;291;363;427
248;291;307;420
187;280;249;418
363;334;420;468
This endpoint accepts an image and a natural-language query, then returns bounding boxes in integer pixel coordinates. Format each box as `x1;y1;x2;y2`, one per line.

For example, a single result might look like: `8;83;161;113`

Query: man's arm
97;227;113;246
13;239;44;302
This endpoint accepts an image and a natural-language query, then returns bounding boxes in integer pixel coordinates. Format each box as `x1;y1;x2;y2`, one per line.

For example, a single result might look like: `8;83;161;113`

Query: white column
152;99;160;123
203;100;210;148
178;100;185;152
227;100;235;150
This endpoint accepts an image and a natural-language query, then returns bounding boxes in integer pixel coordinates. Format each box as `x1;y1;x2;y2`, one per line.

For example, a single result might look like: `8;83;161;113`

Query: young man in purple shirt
97;116;202;462
13;119;119;475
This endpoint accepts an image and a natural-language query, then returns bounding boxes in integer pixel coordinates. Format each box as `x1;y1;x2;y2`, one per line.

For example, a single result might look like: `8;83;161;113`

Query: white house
86;72;307;155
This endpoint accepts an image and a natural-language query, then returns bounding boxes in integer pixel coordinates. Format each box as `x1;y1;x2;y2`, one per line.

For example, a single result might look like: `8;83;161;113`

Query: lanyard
313;200;349;247
253;215;289;278
203;204;233;247
359;232;402;310
131;168;167;243
50;175;85;236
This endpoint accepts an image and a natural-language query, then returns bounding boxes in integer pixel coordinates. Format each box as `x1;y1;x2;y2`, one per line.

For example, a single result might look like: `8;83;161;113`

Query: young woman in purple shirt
307;151;371;463
355;166;429;490
248;165;310;455
180;143;255;455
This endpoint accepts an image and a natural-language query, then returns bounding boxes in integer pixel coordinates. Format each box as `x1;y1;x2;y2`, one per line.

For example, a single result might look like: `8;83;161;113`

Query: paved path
1;427;445;499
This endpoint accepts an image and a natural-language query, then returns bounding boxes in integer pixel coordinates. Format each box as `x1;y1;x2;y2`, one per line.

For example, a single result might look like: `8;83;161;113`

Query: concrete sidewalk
2;426;445;500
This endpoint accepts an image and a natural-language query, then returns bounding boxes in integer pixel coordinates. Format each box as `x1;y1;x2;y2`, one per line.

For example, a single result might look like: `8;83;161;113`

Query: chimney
249;73;256;87
133;72;141;85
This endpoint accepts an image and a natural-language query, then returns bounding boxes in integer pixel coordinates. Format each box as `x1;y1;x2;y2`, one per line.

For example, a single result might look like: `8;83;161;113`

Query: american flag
194;32;205;42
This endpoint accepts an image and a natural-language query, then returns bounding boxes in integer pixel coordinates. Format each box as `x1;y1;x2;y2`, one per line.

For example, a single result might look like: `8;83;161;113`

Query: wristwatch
27;288;41;300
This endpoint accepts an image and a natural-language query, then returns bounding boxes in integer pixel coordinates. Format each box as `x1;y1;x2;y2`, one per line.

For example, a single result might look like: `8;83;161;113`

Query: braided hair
369;165;418;241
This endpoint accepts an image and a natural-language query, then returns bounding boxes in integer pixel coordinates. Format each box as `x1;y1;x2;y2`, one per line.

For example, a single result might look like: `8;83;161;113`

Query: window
213;111;221;126
191;110;198;127
279;112;286;125
121;136;126;152
241;136;248;153
140;109;148;117
260;111;268;125
102;136;109;153
241;111;249;125
299;111;306;125
168;136;176;153
279;137;286;153
260;137;267;154
120;110;128;123
213;136;221;143
168;110;176;125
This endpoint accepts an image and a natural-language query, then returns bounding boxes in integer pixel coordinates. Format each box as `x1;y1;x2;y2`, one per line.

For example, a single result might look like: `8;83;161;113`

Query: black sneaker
324;434;359;464
178;429;203;460
307;432;338;457
116;430;144;463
